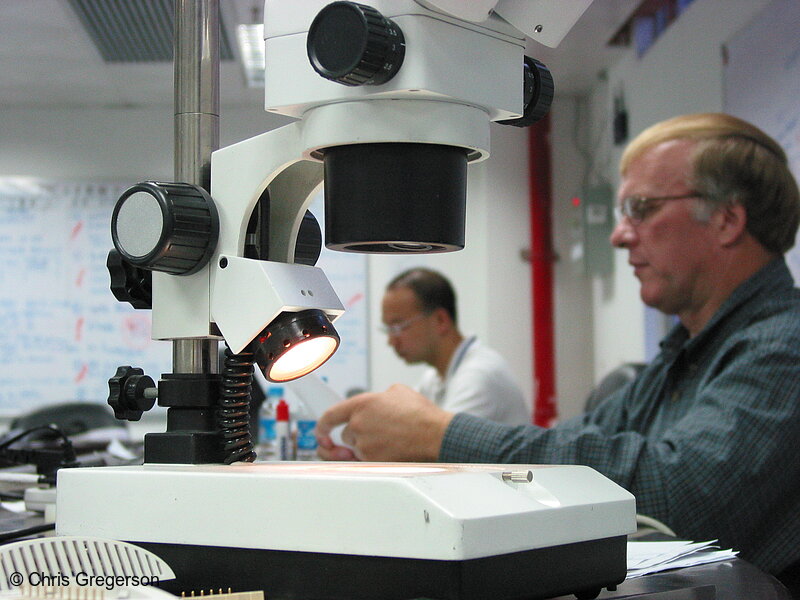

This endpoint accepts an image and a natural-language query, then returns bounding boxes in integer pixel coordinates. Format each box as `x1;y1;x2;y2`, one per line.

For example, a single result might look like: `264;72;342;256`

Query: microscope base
143;536;626;600
56;462;636;599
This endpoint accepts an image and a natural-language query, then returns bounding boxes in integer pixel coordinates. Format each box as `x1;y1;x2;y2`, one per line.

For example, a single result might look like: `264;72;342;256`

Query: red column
528;115;557;427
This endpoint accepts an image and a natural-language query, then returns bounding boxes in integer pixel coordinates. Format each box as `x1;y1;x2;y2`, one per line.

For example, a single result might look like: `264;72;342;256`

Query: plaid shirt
440;257;800;575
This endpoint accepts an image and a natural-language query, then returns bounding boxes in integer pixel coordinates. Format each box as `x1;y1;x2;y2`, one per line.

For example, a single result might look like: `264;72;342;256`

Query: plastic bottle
295;399;318;461
275;398;293;461
257;385;282;461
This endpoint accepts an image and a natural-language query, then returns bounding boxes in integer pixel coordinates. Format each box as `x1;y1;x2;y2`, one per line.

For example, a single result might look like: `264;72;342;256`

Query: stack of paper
627;540;738;578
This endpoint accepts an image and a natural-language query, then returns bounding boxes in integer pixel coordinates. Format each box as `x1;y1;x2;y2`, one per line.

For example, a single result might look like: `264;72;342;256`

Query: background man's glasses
615;193;705;224
380;312;430;336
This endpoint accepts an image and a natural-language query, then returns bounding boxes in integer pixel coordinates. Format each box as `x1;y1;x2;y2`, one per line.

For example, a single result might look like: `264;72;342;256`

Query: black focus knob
107;249;152;309
499;57;555;128
111;181;219;276
307;1;405;86
108;366;157;422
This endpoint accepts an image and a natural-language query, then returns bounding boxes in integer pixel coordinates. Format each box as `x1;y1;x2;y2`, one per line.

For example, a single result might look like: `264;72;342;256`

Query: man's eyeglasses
380;313;430;336
615;193;705;224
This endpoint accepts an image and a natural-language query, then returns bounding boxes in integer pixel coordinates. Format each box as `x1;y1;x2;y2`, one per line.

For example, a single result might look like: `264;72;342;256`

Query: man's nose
610;217;636;248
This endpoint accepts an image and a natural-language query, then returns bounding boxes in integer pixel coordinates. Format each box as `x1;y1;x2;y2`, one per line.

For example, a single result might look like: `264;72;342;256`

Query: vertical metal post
173;0;219;374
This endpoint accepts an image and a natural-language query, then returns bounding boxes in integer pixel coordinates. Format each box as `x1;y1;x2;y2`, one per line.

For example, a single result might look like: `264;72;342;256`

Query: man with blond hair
317;113;800;583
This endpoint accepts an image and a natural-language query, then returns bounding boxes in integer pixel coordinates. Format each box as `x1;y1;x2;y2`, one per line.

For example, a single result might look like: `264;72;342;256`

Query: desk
552;558;792;600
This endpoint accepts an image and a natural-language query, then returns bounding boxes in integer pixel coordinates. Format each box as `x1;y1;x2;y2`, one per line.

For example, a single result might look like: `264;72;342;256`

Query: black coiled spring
218;346;257;464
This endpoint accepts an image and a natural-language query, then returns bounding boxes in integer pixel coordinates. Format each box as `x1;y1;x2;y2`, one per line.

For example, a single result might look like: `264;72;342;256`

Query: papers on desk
627;540;738;578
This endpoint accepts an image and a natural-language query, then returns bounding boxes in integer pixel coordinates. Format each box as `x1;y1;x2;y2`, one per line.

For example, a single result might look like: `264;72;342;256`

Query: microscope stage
56;462;635;599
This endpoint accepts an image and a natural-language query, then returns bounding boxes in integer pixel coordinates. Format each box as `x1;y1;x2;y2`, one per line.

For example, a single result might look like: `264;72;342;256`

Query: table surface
552;557;792;600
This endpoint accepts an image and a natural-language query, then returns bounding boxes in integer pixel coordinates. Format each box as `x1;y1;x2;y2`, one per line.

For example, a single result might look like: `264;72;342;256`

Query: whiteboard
723;0;800;280
0;180;368;415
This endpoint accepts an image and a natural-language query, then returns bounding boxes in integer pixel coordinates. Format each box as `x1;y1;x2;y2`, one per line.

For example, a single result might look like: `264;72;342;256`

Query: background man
316;113;800;581
380;268;529;425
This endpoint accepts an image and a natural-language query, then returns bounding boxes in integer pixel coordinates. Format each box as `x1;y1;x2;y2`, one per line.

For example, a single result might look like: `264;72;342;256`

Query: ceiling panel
66;0;234;63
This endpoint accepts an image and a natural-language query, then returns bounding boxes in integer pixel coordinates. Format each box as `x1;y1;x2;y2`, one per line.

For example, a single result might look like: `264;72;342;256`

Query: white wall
549;96;598;419
0;106;290;181
550;0;774;419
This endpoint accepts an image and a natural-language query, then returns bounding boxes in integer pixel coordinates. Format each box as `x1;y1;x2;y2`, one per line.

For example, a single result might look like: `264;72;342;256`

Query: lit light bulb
268;335;338;381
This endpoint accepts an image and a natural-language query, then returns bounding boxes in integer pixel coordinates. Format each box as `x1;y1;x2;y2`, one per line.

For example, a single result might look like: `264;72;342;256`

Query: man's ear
432;307;453;333
714;202;748;247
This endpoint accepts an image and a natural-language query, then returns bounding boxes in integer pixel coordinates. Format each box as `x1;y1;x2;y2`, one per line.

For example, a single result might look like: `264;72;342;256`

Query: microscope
57;2;636;599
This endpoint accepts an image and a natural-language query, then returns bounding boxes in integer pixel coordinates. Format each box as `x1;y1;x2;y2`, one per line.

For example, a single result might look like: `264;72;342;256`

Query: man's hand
316;384;455;462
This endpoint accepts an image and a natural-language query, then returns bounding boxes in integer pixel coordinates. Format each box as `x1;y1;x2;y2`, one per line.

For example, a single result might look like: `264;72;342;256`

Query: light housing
252;309;340;382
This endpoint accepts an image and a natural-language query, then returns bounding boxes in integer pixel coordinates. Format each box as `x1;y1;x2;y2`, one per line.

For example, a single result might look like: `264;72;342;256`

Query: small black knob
111;181;219;276
498;57;555;128
108;366;157;422
307;1;405;86
107;249;152;309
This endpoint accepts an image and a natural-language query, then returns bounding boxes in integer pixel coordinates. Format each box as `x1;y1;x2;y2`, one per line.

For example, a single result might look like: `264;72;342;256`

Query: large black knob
111;181;219;276
108;366;157;422
499;57;555;128
307;1;405;86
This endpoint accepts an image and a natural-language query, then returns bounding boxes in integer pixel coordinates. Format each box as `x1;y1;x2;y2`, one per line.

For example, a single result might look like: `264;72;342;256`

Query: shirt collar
445;335;477;381
660;256;794;356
